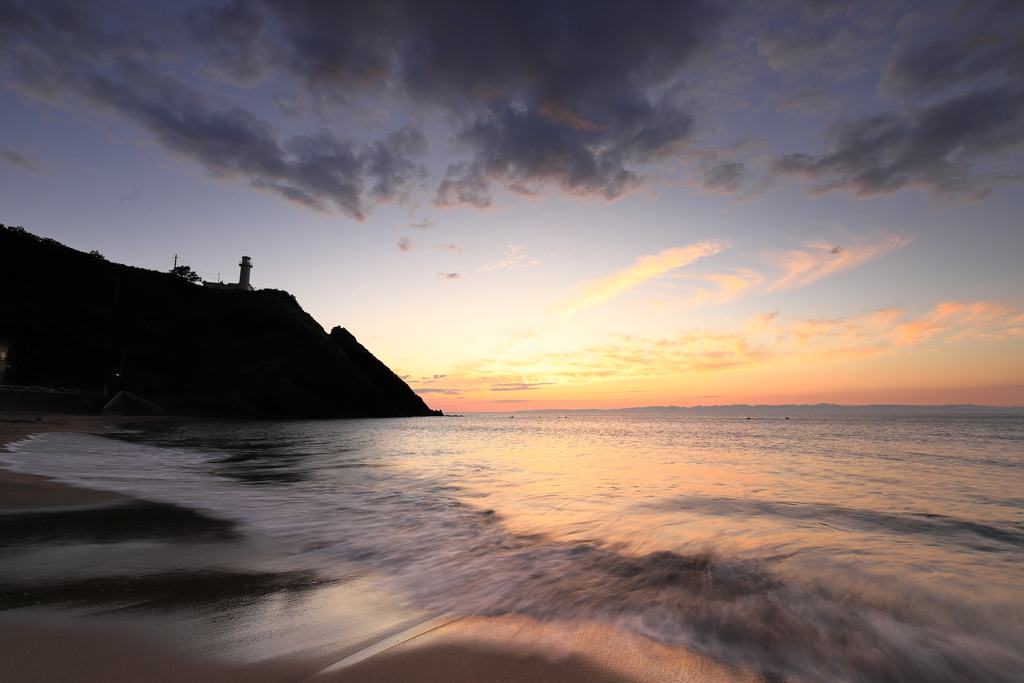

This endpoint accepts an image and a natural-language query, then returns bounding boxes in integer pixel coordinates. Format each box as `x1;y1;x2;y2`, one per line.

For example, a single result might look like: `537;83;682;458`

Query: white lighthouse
238;256;253;291
202;255;255;291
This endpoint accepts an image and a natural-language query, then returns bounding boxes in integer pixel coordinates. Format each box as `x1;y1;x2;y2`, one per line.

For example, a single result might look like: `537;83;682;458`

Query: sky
1;0;1023;412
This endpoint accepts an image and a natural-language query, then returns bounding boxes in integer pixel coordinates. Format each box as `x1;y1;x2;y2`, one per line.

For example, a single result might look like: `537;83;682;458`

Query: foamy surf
3;414;1022;682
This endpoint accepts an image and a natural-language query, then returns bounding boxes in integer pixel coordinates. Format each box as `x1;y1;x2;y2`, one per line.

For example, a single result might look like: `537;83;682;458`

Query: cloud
490;383;556;392
892;301;1024;346
398;237;413;252
478;245;539;272
0;7;428;220
757;23;884;81
3;0;1022;212
408;218;436;230
881;3;1024;98
438;272;461;280
1;0;732;212
770;90;1024;199
1;148;46;176
252;0;728;205
768;2;1024;201
555;240;729;321
765;235;911;290
655;235;905;310
671;267;767;308
432;99;696;207
432;243;463;253
777;86;835;116
90;72;430;219
700;161;748;193
451;299;1024;389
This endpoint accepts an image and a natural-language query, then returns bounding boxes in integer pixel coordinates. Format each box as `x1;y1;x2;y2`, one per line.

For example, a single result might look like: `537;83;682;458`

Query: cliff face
0;225;440;418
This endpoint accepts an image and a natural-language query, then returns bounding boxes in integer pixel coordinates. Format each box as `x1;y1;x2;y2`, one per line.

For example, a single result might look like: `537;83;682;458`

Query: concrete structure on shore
0;341;9;385
203;256;254;291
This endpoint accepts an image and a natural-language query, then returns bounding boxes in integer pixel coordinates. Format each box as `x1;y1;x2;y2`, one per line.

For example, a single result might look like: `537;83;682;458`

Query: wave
319;505;1024;683
6;428;1024;682
649;496;1024;551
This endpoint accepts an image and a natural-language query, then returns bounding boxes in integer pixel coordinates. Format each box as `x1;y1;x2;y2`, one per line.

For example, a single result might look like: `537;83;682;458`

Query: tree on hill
171;264;200;283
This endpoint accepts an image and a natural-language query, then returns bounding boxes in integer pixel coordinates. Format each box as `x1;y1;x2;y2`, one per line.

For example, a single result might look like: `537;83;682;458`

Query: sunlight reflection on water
5;413;1024;682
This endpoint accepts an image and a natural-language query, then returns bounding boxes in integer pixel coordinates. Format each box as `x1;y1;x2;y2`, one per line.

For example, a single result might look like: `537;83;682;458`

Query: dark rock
0;224;439;418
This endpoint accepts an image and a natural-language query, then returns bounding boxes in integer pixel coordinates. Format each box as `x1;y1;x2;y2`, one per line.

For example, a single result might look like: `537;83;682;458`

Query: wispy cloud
1;149;46;176
398;237;413;252
490;382;555;391
765;235;911;291
438;272;461;280
670;267;766;308
478;245;540;272
445;299;1024;391
432;243;463;253
554;240;729;322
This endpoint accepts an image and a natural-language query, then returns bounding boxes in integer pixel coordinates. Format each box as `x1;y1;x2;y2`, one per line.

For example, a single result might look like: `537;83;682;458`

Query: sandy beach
0;412;159;509
0;412;757;683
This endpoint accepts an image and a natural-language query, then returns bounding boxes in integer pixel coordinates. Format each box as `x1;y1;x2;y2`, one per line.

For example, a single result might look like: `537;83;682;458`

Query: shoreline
0;411;756;683
0;411;191;509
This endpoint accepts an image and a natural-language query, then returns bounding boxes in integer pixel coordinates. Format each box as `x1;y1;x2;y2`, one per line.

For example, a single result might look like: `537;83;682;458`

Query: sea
4;413;1024;682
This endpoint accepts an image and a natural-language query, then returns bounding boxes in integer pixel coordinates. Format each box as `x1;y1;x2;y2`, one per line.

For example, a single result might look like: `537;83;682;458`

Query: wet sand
0;412;756;683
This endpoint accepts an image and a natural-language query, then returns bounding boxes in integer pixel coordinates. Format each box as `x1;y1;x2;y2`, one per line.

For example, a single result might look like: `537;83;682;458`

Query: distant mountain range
513;404;1024;415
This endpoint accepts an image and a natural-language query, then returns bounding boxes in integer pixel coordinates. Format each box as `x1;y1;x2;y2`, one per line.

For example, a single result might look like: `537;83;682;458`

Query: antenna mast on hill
173;254;178;269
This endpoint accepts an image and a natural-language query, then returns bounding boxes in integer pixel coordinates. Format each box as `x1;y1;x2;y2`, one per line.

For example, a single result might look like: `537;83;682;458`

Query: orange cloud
765;235;911;291
642;235;906;313
439;299;1024;395
554;240;729;321
896;301;1024;344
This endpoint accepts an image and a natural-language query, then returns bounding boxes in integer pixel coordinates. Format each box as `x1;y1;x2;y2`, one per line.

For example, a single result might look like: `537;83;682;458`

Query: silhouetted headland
0;224;440;418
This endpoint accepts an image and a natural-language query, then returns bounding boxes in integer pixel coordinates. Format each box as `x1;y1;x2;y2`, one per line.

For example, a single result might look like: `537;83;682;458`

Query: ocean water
4;413;1024;682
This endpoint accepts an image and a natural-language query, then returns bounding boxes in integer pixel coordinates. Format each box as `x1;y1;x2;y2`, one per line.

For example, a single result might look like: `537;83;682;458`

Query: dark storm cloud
881;1;1024;97
433;99;694;206
250;0;725;104
186;0;727;205
85;69;427;217
700;161;747;193
185;0;269;85
3;0;1023;210
771;0;1024;199
0;0;426;220
771;88;1024;198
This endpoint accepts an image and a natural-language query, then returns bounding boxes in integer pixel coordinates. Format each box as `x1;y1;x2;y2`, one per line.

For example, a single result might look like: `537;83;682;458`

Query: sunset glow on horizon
2;0;1022;412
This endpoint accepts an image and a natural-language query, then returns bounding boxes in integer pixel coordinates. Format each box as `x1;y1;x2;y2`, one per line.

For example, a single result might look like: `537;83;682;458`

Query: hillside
0;225;440;418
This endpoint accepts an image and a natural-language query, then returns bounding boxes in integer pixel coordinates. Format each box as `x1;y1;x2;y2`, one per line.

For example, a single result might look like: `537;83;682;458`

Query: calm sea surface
5;413;1024;682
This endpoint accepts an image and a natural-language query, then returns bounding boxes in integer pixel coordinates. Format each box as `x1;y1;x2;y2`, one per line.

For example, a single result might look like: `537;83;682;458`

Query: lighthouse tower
238;256;253;291
202;255;256;291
